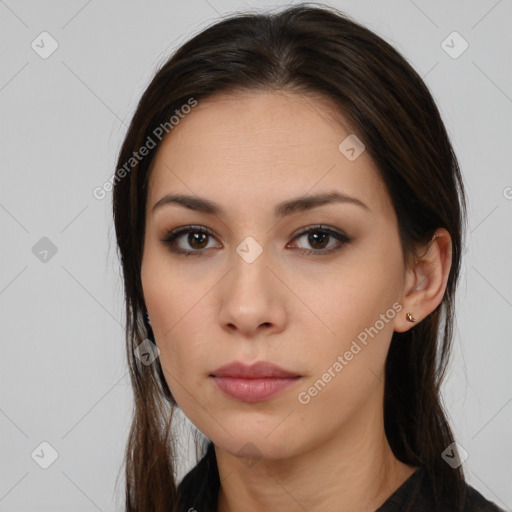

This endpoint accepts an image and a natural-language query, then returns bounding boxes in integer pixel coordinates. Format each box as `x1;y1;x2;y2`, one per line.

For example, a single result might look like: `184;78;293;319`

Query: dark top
375;464;505;512
177;442;505;512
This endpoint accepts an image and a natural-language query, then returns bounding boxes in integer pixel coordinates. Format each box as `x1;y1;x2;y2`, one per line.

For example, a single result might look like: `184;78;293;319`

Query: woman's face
141;90;408;460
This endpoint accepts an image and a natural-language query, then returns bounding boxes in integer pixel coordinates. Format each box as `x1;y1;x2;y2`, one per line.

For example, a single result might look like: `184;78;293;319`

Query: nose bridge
229;238;274;305
218;238;287;334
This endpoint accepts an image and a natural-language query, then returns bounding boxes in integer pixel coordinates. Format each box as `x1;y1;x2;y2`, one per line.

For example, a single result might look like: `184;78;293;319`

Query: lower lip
211;376;301;403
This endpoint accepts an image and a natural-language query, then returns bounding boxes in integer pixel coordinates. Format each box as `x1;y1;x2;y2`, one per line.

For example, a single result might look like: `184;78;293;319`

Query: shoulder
377;466;505;512
463;484;506;512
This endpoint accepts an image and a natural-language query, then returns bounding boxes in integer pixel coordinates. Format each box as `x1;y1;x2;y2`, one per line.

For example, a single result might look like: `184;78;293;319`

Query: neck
215;394;417;512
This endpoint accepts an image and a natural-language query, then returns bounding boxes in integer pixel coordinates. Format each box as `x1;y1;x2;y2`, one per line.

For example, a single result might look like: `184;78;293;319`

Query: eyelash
160;224;351;257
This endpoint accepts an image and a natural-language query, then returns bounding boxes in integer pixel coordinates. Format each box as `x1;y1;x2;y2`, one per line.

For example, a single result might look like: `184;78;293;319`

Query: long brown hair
112;3;468;510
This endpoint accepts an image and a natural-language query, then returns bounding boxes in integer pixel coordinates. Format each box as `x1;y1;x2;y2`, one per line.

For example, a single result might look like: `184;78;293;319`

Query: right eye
160;225;221;256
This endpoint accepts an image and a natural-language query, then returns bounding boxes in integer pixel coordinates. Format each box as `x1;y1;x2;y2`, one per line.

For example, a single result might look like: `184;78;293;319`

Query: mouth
209;360;302;403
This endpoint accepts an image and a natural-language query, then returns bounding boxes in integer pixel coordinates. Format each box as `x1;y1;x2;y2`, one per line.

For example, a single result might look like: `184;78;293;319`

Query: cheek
141;247;223;405
296;253;402;402
141;254;184;366
308;261;400;348
142;244;194;336
295;307;395;439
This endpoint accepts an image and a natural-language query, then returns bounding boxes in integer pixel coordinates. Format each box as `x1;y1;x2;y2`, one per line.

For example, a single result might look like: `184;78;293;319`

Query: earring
406;312;416;323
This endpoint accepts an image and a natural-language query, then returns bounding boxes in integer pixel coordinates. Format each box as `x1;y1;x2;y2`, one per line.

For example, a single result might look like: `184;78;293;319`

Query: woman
112;3;504;511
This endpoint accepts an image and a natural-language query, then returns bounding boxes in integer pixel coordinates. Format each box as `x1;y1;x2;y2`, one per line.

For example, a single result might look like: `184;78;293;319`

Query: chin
213;431;302;463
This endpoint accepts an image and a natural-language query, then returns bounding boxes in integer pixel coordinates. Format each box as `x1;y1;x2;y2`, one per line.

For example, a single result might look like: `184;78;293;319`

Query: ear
394;228;453;333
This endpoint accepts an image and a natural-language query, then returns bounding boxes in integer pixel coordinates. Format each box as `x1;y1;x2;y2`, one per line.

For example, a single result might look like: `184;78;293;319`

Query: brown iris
307;231;329;250
188;232;209;249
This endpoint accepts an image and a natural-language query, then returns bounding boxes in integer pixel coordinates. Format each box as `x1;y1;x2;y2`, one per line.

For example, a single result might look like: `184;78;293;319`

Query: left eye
161;224;350;256
288;225;350;255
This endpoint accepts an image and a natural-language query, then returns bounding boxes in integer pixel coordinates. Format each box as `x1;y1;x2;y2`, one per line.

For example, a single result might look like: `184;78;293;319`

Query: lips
210;360;301;378
209;361;302;403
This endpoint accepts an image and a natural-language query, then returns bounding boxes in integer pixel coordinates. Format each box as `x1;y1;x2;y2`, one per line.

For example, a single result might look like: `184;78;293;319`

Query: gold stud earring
406;312;416;322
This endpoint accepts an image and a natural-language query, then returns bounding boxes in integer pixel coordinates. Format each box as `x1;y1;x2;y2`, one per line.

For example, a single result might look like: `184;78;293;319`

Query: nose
217;247;288;338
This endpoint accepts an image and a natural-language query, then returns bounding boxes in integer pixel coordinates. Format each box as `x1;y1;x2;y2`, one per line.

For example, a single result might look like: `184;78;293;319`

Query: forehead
147;90;392;217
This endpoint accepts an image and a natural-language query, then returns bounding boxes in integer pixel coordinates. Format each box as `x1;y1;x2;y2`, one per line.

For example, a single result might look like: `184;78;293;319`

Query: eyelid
290;224;348;240
163;224;215;239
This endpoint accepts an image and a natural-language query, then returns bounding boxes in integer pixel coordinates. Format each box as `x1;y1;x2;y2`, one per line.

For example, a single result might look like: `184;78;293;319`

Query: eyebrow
152;190;370;217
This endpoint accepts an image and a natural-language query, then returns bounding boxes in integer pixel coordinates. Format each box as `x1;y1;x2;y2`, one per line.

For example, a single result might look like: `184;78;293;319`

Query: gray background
1;0;511;510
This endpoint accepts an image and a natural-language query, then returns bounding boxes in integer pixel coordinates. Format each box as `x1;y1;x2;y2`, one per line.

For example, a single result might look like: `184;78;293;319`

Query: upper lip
210;361;301;378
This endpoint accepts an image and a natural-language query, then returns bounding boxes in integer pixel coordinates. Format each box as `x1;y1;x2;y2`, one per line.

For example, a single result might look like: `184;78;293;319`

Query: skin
141;90;453;511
